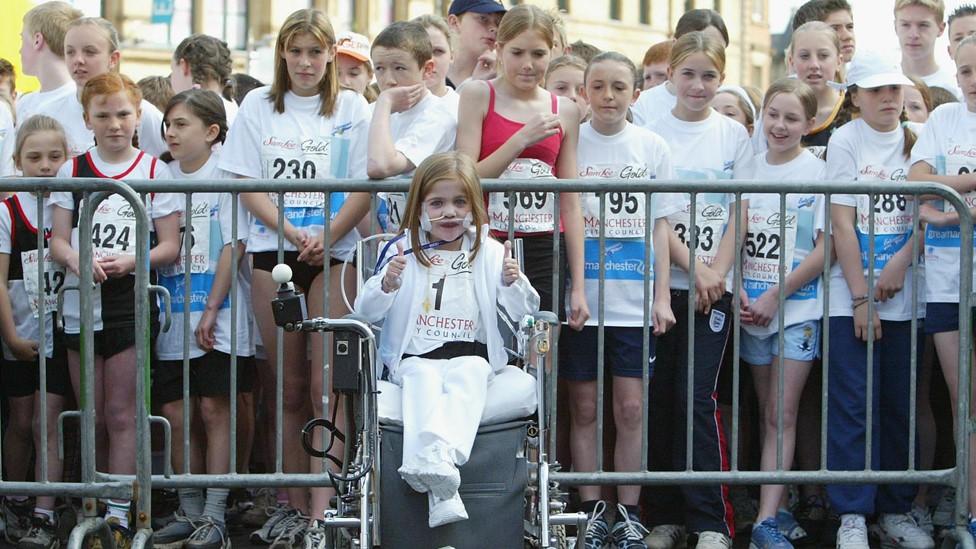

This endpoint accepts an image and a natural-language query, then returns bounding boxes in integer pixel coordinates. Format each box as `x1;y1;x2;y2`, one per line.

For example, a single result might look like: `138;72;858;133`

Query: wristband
852;299;870;310
850;294;869;302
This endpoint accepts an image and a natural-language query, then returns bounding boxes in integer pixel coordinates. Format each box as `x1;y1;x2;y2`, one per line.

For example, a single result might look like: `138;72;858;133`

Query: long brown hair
400;152;487;267
268;9;340;117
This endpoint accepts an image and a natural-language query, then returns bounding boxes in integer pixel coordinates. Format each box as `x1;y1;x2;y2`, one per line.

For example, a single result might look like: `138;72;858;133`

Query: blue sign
151;0;174;24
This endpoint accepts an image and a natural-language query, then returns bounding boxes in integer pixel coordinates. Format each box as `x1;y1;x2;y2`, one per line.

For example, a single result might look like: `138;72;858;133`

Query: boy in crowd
792;0;856;62
367;21;457;230
446;0;506;88
641;41;672;90
948;4;976;58
895;0;962;97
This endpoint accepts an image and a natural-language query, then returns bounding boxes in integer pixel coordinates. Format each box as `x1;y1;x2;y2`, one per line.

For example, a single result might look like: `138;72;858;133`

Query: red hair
81;72;141;116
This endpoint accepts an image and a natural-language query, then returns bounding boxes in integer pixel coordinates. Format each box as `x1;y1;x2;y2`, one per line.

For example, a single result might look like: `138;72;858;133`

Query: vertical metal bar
78;190;97;516
776;193;787;471
865;193;876;471
229;192;239;474
641;191;652;472
686;192;697;471
37;191;49;483
955;192;973;542
549;190;562;461
596;192;606;473
908;193;919;471
321;191;333;477
731;192;742;471
821;193;832;471
134;188;153;530
182;192;193;473
275;191;285;473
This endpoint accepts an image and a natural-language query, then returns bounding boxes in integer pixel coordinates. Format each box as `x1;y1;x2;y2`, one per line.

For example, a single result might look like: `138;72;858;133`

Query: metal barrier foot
66;517;113;549
130;528;152;549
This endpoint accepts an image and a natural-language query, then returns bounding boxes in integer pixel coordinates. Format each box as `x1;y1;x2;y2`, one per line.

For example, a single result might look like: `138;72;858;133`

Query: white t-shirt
219;87;370;260
16;82;76;128
576;121;677;326
378;92;457;231
437;87;460;121
742;150;826;336
652;109;755;290
57;94;168;158
50;149;180;333
156;154;251;360
222;95;239;127
827;118;924;320
910;102;976;303
919;65;963;101
0;102;14;177
0;192;59;359
631;81;677;129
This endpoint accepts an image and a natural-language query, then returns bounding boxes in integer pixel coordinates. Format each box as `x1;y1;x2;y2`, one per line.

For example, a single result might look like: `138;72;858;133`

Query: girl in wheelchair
355;151;540;528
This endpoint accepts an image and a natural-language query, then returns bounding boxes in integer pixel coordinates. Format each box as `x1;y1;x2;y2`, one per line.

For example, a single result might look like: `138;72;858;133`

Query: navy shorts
559;325;656;381
925;302;975;335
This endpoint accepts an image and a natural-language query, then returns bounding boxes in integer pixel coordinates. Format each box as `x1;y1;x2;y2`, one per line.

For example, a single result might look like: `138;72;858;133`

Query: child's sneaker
644;524;687;549
152;511;200;549
185;517;229;549
583;501;611;549
17;516;59;549
106;517;133;549
611;504;650;549
2;499;33;543
876;513;934;549
909;505;934;538
750;517;793;549
694;531;732;549
250;506;297;545
777;509;810;545
836;514;869;549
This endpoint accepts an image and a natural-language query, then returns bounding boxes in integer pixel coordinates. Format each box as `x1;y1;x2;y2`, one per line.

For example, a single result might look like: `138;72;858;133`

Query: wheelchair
269;235;587;548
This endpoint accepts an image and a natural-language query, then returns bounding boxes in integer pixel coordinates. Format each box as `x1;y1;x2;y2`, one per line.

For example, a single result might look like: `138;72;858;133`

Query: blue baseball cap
448;0;507;16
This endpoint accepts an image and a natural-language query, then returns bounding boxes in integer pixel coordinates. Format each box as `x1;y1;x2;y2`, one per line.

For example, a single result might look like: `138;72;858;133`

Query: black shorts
0;341;70;398
153;351;256;404
62;322;159;359
252;251;350;293
559;326;656;381
520;234;568;321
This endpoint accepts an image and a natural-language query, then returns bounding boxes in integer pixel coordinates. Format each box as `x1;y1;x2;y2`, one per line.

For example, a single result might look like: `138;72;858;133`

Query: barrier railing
0;177;970;549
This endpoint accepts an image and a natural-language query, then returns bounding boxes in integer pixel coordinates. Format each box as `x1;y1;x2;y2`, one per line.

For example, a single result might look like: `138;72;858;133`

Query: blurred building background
5;0;772;92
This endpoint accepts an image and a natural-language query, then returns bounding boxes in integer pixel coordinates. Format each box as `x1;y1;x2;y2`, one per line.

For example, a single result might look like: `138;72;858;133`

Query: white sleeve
218;193;248;246
49;163;75;210
0;107;15;177
0;202;13;254
219;94;264;179
354;265;398;323
343;93;370;180
731;126;756;179
631;92;650;128
150;192;183;219
394;108;457;169
138;100;168;158
909;109;943;168
825;129;859;207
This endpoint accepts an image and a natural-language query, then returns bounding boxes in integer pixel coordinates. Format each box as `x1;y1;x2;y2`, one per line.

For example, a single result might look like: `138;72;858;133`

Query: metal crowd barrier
0;177;971;549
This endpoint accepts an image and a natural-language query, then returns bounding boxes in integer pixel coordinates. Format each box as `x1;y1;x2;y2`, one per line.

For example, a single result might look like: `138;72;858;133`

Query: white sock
33;508;55;523
178;488;204;518
203;488;229;525
105;500;130;529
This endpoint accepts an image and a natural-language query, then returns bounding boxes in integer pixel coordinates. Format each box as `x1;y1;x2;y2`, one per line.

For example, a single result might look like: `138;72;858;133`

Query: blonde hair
789;21;843;82
400;152;487;267
66;17;120;57
894;0;945;22
13;115;68;167
270;9;339;117
23;1;82;60
669;31;726;74
413;14;454;54
905;75;934;113
497;5;555;50
762;78;818;120
549;8;568;51
545;55;586;85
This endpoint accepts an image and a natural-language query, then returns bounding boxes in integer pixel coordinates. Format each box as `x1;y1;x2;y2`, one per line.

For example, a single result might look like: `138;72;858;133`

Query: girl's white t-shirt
0;101;14;177
0;192;59;359
651;109;755;291
742;150;826;336
156;154;252;360
50;149;180;333
219;87;370;261
827;118;924;321
910;102;976;304
576;121;678;326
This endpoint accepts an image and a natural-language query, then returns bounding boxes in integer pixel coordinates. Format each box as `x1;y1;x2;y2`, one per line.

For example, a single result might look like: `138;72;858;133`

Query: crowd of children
1;0;976;549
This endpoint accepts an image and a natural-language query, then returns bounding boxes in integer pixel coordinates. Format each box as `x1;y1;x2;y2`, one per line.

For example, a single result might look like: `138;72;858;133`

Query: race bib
489;158;556;233
21;248;64;317
667;199;728;267
261;135;333;181
160;200;215;277
928;153;976;248
386;192;407;231
413;250;479;343
579;163;651;239
743;208;797;299
855;194;912;270
90;194;136;260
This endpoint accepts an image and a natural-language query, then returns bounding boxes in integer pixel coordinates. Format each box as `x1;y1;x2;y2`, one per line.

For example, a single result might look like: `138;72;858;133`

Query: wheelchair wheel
524;524;568;549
